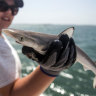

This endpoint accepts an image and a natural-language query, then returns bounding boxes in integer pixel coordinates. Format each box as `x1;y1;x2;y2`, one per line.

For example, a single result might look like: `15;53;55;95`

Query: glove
22;34;76;77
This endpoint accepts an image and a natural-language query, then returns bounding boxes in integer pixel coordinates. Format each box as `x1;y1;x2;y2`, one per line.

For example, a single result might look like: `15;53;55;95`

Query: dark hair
14;0;24;8
0;0;24;8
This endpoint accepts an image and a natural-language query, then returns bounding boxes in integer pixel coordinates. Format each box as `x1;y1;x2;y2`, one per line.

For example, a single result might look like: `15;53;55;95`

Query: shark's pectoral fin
93;76;96;88
58;27;74;38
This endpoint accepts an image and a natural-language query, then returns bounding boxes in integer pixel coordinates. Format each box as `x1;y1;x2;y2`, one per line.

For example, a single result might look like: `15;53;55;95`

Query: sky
13;0;96;25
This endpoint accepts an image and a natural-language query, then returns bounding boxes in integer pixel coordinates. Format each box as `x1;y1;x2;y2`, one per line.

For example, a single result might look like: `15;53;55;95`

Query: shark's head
2;27;74;54
2;29;39;47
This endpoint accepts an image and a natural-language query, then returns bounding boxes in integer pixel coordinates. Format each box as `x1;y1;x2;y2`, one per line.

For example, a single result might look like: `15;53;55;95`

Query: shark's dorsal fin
58;27;75;38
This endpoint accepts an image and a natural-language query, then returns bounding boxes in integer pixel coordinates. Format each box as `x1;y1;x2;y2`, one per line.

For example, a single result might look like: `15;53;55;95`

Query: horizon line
12;23;96;26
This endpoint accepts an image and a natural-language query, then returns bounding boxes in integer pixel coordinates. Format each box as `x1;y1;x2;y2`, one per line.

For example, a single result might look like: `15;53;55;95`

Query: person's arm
10;65;55;96
0;66;55;96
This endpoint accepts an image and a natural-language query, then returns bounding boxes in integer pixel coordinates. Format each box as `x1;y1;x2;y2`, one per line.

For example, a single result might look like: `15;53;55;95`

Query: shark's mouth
16;41;21;44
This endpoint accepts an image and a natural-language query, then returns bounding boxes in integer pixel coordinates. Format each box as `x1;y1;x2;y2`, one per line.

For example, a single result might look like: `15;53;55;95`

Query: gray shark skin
2;27;96;88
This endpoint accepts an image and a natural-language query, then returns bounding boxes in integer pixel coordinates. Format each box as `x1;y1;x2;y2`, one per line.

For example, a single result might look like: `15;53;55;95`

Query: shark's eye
20;36;24;42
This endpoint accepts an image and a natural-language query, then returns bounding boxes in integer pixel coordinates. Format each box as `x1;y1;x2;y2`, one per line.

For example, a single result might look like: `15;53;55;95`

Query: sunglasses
0;1;19;16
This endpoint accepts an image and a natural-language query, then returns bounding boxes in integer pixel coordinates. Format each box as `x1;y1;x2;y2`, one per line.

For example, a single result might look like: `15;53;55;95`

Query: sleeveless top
0;35;21;88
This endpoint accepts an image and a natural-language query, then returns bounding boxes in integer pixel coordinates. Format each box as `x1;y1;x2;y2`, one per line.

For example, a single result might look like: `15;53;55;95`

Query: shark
2;27;96;88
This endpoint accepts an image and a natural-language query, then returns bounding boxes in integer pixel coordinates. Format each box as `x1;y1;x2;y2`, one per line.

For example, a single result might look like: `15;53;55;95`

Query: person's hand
22;34;76;77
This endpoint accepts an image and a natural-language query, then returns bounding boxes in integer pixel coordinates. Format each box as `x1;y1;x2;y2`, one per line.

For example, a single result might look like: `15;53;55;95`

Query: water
6;24;96;96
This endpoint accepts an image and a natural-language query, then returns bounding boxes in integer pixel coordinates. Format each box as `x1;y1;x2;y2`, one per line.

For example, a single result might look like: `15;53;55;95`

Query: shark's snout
2;29;16;37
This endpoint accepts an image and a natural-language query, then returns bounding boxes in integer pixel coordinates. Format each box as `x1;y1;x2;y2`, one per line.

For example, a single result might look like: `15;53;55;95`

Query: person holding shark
0;0;76;96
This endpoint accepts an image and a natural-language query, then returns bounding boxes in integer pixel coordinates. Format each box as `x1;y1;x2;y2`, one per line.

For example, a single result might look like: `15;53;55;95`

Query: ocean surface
5;24;96;96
